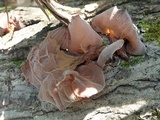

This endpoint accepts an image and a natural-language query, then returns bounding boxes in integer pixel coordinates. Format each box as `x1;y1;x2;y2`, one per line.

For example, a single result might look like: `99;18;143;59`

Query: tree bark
0;0;160;119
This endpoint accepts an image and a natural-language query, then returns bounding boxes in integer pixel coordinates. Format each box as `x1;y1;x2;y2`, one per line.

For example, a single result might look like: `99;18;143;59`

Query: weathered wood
0;0;160;119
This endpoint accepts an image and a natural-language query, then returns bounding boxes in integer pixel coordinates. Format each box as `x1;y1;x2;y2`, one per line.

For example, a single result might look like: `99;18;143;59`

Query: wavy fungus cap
67;15;103;54
91;6;146;57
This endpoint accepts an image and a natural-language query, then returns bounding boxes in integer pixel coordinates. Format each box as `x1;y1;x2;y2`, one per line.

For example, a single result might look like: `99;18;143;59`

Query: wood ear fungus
91;6;146;57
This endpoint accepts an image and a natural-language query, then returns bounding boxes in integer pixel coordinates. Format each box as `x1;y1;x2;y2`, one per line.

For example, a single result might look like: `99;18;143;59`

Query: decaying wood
0;0;160;119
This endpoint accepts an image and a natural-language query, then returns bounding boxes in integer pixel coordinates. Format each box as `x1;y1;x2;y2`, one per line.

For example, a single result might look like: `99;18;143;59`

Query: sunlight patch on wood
84;100;147;120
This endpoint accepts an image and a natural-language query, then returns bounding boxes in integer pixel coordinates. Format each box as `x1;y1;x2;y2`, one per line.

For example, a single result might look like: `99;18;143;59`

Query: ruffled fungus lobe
21;26;83;89
21;15;124;110
91;6;146;56
65;15;103;55
22;26;84;110
61;40;124;99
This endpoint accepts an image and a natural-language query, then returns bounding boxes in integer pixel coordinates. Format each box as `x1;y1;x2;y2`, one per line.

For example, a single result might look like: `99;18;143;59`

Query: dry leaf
0;13;23;36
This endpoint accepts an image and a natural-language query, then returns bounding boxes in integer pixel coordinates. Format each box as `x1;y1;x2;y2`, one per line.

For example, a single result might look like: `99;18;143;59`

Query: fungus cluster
21;6;146;111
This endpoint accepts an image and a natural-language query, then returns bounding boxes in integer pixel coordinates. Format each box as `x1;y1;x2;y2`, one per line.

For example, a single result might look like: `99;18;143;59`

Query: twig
3;0;15;44
35;0;112;25
5;0;10;27
35;0;70;25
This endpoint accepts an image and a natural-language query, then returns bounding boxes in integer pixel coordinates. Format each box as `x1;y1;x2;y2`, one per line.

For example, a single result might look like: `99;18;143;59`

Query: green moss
138;18;160;46
120;56;144;68
0;59;24;70
102;41;107;46
0;58;6;62
11;59;24;68
137;118;145;120
152;109;160;120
